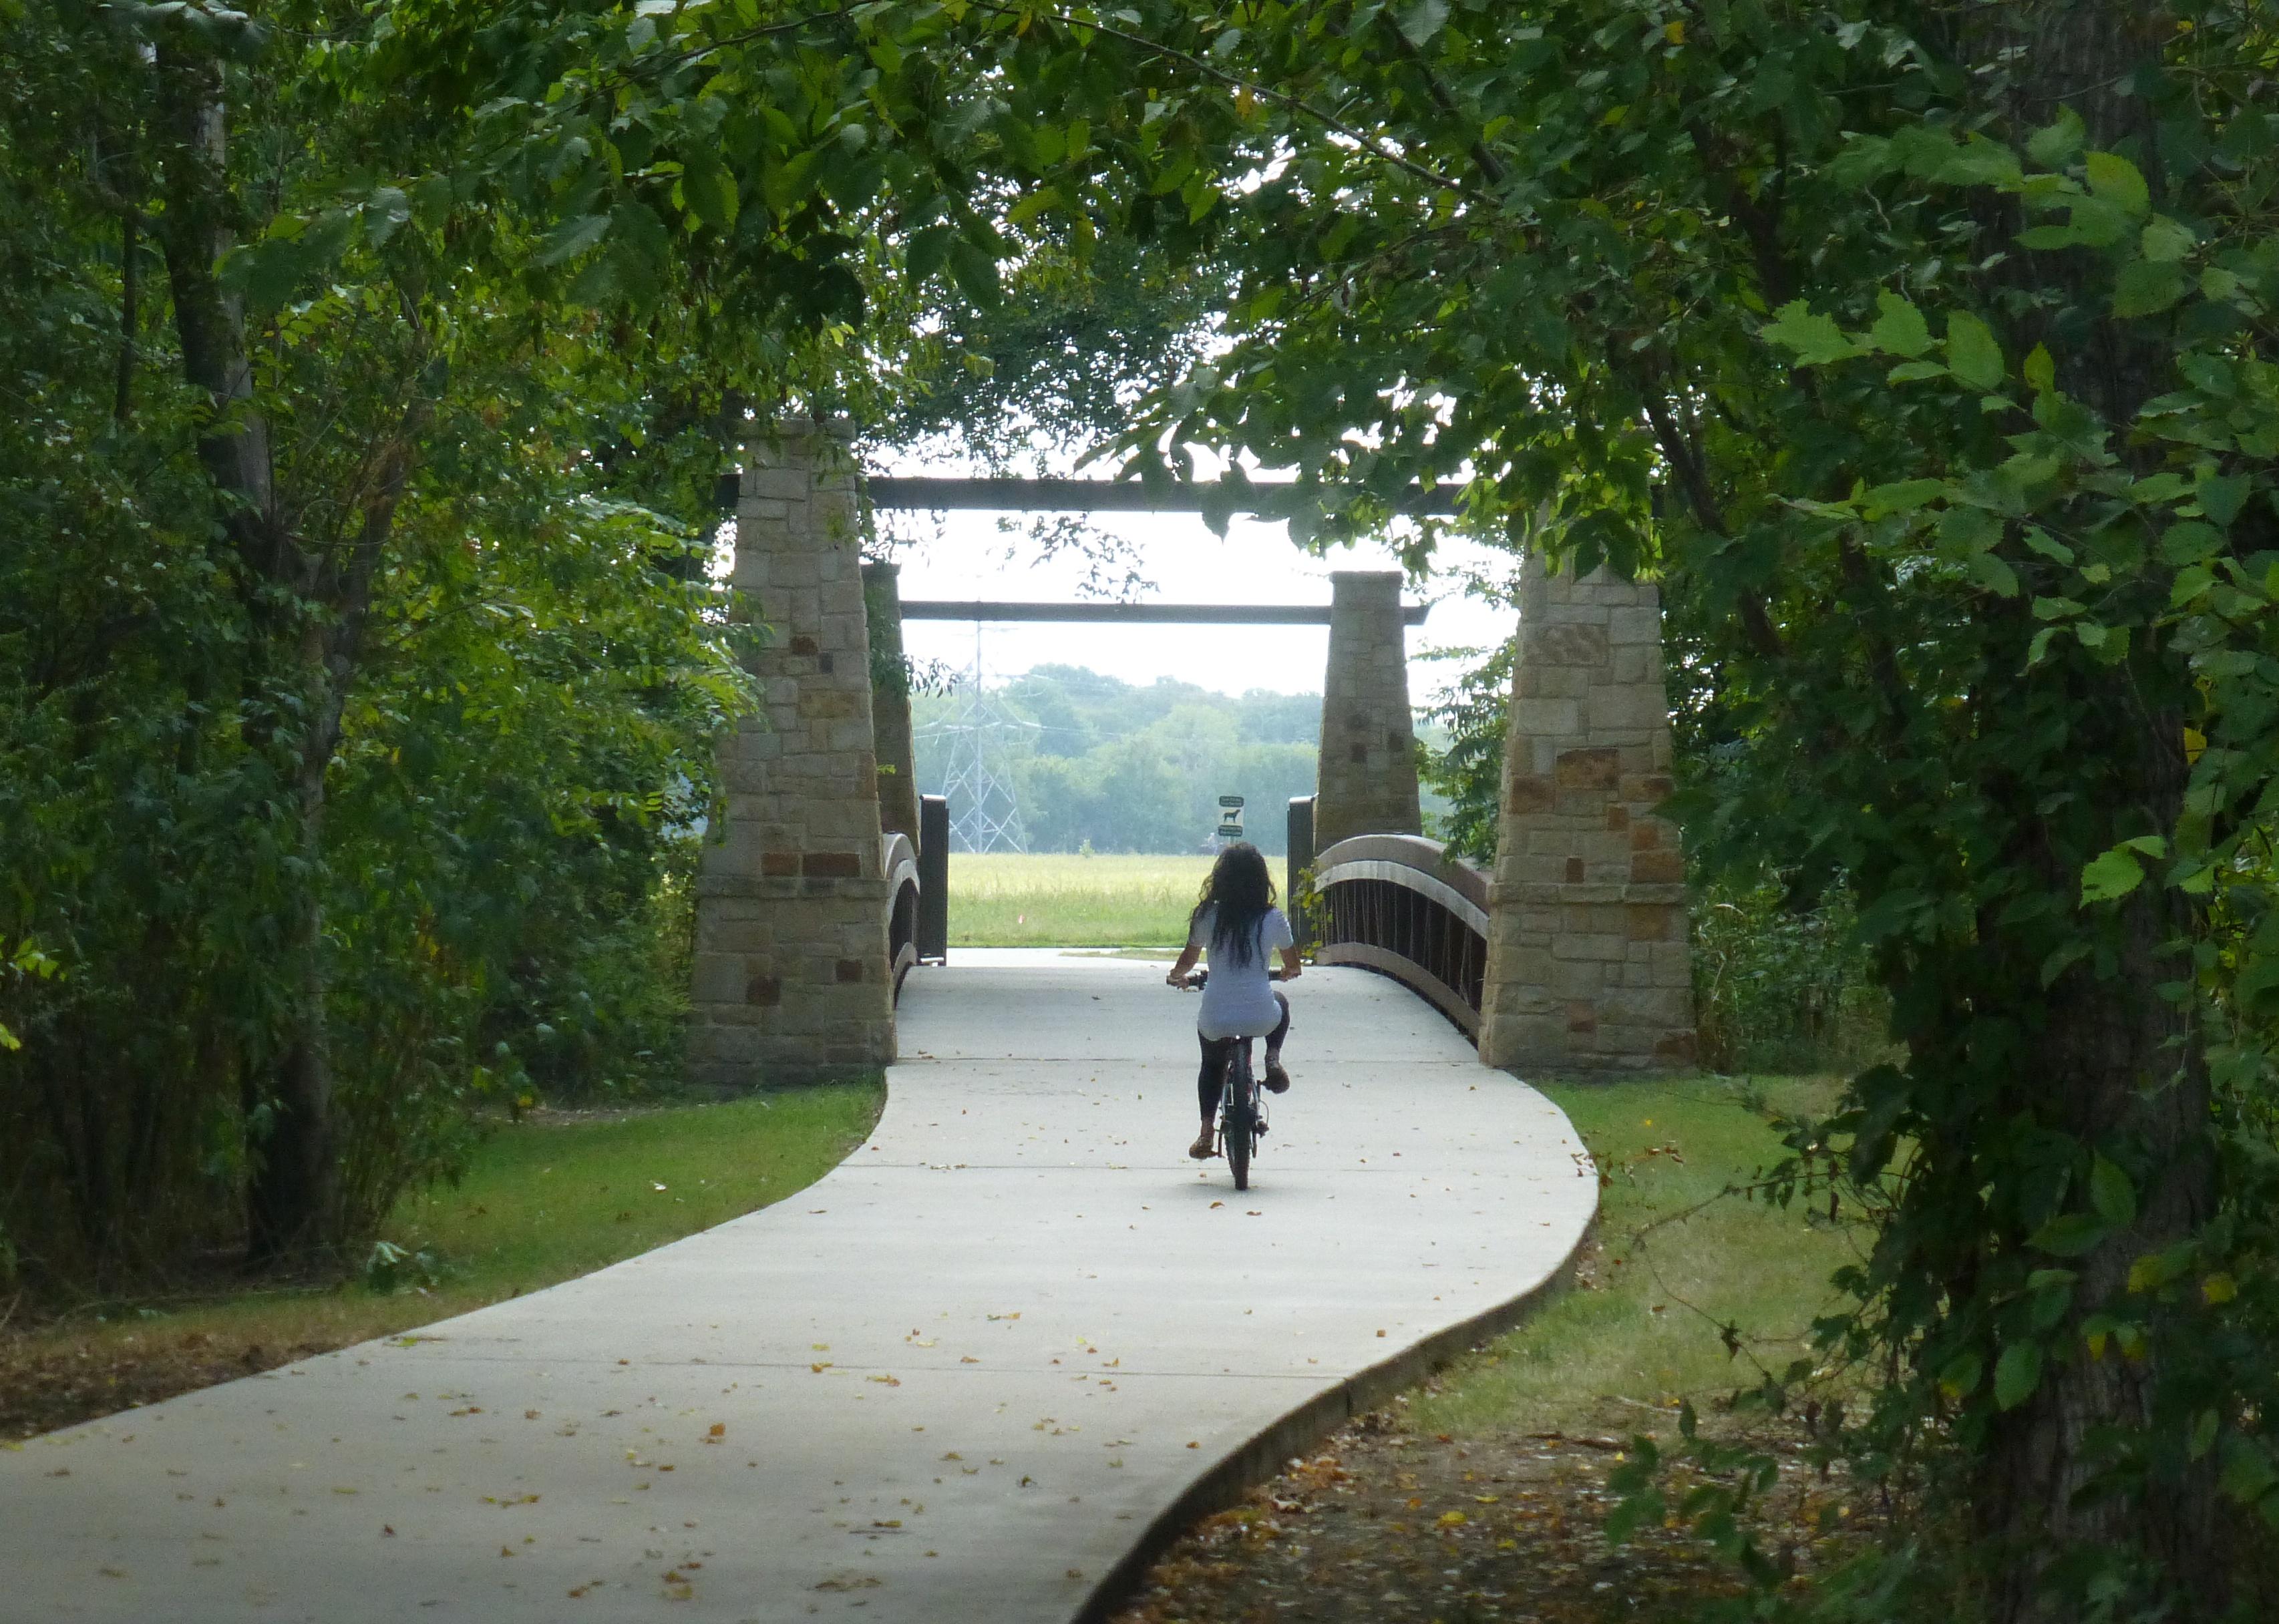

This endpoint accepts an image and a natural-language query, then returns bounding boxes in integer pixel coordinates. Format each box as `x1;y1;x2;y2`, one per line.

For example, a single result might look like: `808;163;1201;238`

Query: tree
0;0;763;1279
866;1;2275;1613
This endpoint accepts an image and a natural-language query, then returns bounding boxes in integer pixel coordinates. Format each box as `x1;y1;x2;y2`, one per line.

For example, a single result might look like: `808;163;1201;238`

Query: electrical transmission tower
927;627;1031;854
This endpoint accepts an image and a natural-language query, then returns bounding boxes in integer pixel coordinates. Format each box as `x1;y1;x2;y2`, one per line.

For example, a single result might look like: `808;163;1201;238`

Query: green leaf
1868;290;1932;357
1937;1350;1982;1399
2023;344;2055;393
947;239;1003;308
1945;312;2004;391
2113;260;2187;318
2027;108;2085;168
2081;845;2145;903
2141;216;2196;263
1994;1341;2043;1410
2172;565;2216;606
682;158;739;232
2031;1212;2111;1256
2198;474;2252;528
2090;1154;2138;1228
1395;0;1449;46
1761;302;1860;366
905;224;955;286
2085;151;2150;218
1860;478;1946;518
2161;521;2222;565
1604;1486;1664;1545
2191;1409;2220;1462
534;212;610;267
364;186;411;248
1969;550;2021;597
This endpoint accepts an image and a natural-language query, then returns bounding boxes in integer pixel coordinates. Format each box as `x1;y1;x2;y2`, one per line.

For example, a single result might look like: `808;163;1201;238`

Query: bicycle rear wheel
1224;1048;1256;1191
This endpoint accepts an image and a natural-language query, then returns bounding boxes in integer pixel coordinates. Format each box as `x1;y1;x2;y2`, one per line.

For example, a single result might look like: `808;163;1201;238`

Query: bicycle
1174;968;1277;1193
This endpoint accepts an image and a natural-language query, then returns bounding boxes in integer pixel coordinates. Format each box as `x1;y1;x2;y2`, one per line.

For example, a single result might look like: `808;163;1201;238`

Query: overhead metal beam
711;472;1462;517
899;600;1431;626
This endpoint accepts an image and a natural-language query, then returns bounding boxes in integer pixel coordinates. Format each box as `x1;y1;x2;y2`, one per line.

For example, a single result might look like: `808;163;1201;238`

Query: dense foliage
0;1;761;1290
882;1;2276;1616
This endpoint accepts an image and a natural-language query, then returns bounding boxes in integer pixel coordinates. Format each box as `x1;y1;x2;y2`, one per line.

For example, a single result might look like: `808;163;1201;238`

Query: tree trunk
152;32;336;1266
1958;4;2227;1615
1979;703;2222;1621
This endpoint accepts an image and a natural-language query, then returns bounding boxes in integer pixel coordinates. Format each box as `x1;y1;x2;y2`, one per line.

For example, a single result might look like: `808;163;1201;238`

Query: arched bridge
691;417;1695;1081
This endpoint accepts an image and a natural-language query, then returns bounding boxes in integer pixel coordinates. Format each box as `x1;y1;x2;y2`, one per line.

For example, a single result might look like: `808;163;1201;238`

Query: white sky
875;505;1522;706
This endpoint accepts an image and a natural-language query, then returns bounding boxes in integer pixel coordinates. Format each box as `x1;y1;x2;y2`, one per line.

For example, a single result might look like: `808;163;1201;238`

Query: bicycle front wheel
1224;1102;1252;1191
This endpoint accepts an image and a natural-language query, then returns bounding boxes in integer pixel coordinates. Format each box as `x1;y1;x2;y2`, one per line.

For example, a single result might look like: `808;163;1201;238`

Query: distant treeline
911;665;1446;854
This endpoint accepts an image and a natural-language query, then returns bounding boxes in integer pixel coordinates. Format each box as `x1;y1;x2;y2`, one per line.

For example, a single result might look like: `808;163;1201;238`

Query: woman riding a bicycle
1166;841;1302;1161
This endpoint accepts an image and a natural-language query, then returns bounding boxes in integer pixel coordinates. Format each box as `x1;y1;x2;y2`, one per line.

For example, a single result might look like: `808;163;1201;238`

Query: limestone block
691;417;894;1088
1314;570;1421;848
1478;552;1695;1073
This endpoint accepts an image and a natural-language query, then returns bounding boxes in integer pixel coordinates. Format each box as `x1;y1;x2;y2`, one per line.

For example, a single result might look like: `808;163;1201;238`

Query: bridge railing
884;832;920;1000
1309;831;1491;1037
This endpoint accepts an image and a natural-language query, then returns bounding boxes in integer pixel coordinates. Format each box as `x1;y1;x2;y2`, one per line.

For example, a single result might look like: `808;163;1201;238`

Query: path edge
1073;1155;1600;1624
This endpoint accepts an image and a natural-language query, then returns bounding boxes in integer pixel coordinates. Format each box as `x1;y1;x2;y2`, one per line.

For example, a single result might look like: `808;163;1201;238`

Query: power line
932;628;1031;855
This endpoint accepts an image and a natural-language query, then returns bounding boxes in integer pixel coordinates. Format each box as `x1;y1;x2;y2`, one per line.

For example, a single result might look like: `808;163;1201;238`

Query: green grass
19;1084;883;1370
1413;1072;1856;1440
950;851;1216;946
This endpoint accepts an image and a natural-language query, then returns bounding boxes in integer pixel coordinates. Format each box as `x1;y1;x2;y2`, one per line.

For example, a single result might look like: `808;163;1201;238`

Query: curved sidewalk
1;953;1596;1622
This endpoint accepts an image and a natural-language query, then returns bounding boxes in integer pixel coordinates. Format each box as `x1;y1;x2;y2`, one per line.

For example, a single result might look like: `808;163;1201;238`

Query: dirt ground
1107;1401;1878;1624
1;1320;331;1441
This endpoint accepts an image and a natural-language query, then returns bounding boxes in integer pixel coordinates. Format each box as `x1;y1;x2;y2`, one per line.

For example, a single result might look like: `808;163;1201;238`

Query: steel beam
897;600;1430;626
711;472;1463;517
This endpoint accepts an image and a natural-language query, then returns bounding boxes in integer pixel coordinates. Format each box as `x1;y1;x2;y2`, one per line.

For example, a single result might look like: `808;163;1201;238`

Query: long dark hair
1190;842;1277;968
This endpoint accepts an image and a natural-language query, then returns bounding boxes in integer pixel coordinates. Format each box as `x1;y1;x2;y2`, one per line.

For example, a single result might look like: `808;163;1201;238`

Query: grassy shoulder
1;1082;882;1440
1415;1072;1854;1440
1114;1072;1878;1624
950;851;1212;946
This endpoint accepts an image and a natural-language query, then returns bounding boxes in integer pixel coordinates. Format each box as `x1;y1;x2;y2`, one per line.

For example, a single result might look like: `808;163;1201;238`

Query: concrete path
2;953;1595;1623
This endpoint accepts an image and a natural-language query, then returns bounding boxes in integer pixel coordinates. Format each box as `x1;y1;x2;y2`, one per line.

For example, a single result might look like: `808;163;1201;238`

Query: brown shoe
1188;1128;1216;1160
1263;1057;1290;1094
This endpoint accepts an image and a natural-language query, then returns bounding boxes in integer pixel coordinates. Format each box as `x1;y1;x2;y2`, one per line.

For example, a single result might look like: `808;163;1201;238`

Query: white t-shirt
1188;904;1294;1040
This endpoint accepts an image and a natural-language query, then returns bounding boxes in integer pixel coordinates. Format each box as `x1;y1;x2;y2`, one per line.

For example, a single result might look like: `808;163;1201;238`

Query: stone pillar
1314;571;1421;849
689;419;895;1087
863;560;920;840
1477;554;1696;1073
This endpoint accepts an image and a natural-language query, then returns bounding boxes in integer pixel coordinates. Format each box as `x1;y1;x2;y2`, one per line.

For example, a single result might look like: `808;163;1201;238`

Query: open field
2;1083;882;1440
949;851;1219;946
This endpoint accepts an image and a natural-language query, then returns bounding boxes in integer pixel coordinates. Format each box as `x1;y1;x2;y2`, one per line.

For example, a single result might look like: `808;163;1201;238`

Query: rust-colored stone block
1563;856;1586;884
1504;775;1557;815
1534;622;1611;666
834;959;865;984
1630;850;1686;885
761;851;801;877
789;634;820;656
804;851;862;878
1349;742;1368;764
1654;1031;1699;1065
1565;1000;1597;1035
745;976;782;1007
1605;804;1630;831
1555;747;1621;790
1629;821;1662;851
1628;903;1680;942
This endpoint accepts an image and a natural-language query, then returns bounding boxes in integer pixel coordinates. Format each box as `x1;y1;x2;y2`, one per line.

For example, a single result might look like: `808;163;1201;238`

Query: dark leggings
1197;992;1290;1118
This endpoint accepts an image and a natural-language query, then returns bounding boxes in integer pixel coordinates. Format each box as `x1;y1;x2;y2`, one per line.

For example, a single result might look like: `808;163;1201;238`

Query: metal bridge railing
1309;831;1491;1037
884;832;920;1000
885;795;950;1005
